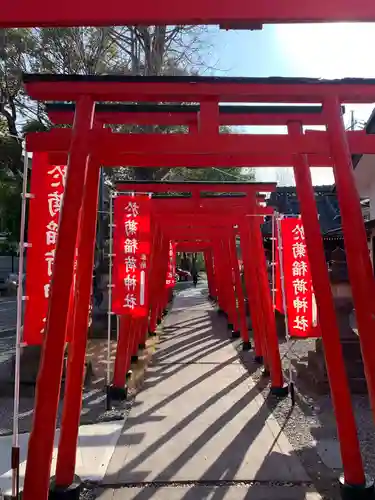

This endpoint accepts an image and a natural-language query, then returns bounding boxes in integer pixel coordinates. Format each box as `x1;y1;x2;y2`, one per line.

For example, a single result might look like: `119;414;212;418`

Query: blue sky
208;23;375;185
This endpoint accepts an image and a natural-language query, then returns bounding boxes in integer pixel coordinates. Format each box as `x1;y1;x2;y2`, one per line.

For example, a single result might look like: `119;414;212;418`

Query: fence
0;255;25;277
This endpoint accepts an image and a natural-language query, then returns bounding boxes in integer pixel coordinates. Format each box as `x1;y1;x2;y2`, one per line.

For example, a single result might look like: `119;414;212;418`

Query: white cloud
256;166;334;186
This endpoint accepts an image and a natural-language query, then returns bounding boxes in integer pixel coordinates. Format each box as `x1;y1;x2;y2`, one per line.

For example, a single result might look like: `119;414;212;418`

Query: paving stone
314;439;342;470
102;485;322;500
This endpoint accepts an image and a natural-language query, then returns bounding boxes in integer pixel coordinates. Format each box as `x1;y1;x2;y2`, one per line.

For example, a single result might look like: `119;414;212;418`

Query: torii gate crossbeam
2;2;375;28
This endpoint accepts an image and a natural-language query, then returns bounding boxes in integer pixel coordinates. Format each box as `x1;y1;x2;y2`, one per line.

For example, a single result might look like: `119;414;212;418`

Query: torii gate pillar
288;121;365;487
23;97;95;500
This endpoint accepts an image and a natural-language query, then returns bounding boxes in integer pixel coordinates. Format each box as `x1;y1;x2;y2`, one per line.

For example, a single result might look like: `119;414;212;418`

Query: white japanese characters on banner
166;241;176;288
23;154;68;344
277;217;320;338
112;195;151;317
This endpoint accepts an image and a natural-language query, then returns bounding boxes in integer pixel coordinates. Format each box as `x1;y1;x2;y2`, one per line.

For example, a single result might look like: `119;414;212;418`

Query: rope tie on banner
275;212;295;406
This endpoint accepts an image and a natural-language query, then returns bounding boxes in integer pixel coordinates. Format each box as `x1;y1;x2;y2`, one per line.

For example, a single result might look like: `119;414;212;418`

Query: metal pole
275;213;294;405
271;213;276;311
239;223;263;359
229;232;250;348
12;148;29;499
106;192;114;411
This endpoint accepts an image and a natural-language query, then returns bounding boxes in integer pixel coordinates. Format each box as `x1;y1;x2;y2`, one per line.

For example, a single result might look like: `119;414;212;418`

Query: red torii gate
42;101;342;168
109;194;272;399
173;241;217;299
115;185;271;351
150;195;273;342
43;102;343;168
19;74;375;499
23;76;375;417
172;239;217;295
113;185;281;389
167;225;249;327
4;0;375;497
154;216;281;384
46;102;341;126
117;184;271;312
2;1;375;28
175;241;210;251
116;180;276;195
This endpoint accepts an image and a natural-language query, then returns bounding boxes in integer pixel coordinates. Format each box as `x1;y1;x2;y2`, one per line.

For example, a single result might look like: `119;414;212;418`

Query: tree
109;26;214;76
1;25;214;132
0;29;37;242
0;170;21;240
0;29;41;140
0;26;255;243
166;165;255;183
112;124;255;184
0;117;22;240
0;26;216;174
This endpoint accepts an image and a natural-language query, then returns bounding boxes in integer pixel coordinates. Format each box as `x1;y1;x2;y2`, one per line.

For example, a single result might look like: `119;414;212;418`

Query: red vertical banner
23;153;67;345
277;218;320;338
166;241;176;288
112;195;151;317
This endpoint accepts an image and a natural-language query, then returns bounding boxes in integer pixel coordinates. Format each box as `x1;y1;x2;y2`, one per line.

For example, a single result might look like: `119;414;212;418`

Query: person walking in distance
192;269;199;287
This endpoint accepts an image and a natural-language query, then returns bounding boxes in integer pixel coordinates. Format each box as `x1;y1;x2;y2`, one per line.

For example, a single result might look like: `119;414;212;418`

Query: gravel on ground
234;335;375;500
0;285;373;500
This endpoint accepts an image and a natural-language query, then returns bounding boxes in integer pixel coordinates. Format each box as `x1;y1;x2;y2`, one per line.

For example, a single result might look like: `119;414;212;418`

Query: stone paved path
0;297;16;333
0;298;16;368
97;286;322;499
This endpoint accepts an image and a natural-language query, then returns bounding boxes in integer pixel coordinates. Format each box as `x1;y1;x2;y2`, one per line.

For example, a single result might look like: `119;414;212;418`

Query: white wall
353;154;375;266
369;183;375;220
368;227;375;267
354;154;375;200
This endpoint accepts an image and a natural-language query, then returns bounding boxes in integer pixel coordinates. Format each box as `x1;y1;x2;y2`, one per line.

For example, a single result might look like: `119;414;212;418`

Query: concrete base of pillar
270;384;289;398
339;474;374;500
242;341;252;351
49;475;81;500
108;384;128;401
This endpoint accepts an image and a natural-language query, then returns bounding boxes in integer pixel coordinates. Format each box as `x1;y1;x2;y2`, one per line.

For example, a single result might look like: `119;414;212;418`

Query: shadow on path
99;284;332;500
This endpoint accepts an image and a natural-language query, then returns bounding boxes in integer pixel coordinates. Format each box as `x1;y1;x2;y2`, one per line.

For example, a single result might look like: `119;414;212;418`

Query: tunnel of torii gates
13;73;375;500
